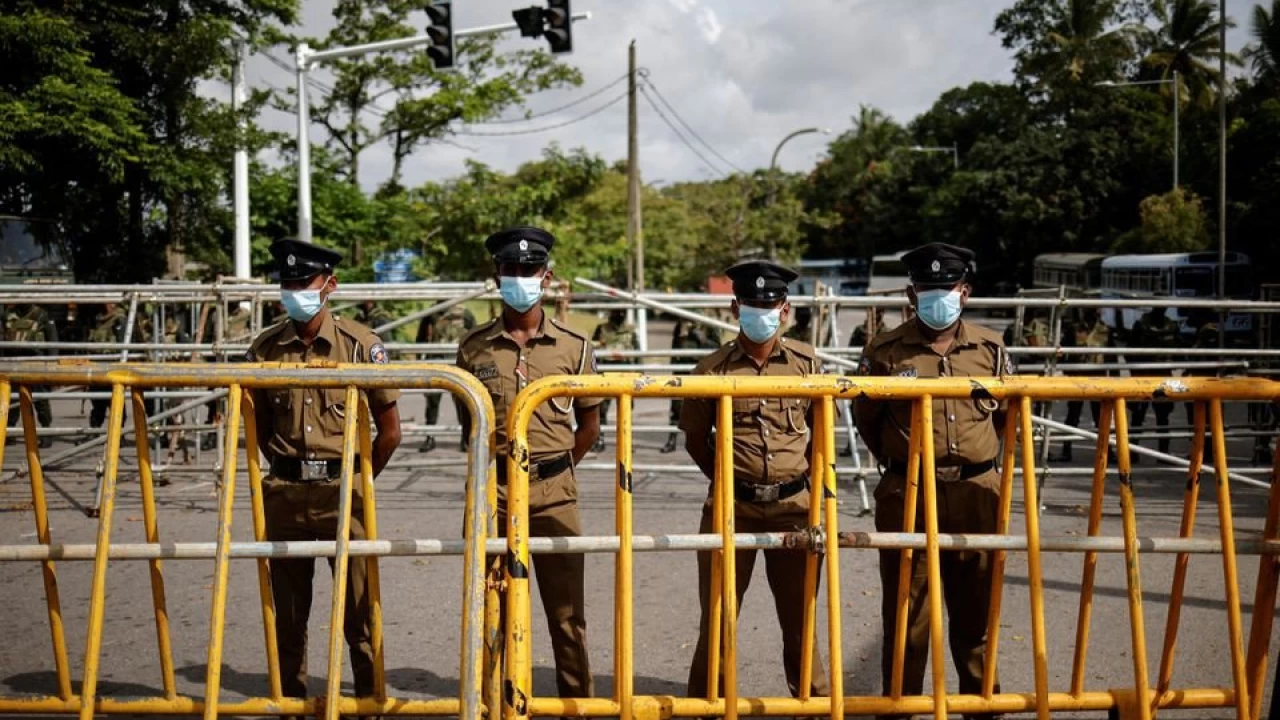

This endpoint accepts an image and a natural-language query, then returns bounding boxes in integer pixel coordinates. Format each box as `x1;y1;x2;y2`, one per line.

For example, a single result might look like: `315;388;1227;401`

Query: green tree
0;0;296;281
297;0;582;192
995;0;1143;90
1243;0;1280;90
1112;187;1211;252
1143;0;1239;110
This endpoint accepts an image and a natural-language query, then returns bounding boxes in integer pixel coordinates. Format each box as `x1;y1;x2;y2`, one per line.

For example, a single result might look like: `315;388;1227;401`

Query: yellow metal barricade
0;362;497;720
503;375;1280;720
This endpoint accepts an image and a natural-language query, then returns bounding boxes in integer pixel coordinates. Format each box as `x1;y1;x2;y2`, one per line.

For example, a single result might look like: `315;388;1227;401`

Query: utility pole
232;41;250;279
1218;0;1227;348
627;39;647;351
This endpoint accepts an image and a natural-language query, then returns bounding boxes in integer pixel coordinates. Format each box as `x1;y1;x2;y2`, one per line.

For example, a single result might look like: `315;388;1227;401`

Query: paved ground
0;384;1276;720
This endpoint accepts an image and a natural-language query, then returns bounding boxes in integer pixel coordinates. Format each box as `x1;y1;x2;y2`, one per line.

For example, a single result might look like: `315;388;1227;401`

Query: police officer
855;243;1010;717
5;303;57;446
591;308;639;452
664;317;721;453
680;260;830;700
416;304;476;453
1128;306;1179;458
1057;308;1111;462
454;226;600;700
245;238;402;710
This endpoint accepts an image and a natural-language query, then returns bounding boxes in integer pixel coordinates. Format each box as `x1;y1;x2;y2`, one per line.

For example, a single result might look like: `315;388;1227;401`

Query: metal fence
0;363;496;720
503;374;1280;720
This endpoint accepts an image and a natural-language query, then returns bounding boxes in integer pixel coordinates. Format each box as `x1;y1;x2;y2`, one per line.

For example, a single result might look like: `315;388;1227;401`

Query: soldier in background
591;309;639;453
88;303;129;429
849;306;886;349
784;305;815;343
355;299;392;332
416;304;476;453
1056;308;1112;462
663;316;722;453
1128;306;1180;459
5;303;57;446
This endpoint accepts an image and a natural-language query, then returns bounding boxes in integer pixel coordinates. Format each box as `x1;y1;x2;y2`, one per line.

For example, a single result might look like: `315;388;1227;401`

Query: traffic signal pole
292;12;591;243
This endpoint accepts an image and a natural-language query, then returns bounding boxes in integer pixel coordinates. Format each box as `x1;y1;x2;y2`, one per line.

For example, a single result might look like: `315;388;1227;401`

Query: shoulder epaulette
549;316;589;343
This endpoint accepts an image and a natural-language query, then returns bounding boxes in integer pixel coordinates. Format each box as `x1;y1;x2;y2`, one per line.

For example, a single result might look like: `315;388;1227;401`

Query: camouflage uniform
88;305;129;428
355;303;393;332
5;305;57;443
1057;313;1111;461
417;305;476;452
664;319;722;453
591;314;639;452
1129;309;1180;457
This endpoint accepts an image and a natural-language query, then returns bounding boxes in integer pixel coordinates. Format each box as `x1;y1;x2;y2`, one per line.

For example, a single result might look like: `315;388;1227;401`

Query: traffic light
510;1;573;54
425;1;454;70
544;0;572;54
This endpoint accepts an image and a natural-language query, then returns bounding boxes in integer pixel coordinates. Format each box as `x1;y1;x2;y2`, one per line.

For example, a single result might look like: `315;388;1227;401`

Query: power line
641;75;745;174
638;86;727;178
454;91;627;136
472;72;630;125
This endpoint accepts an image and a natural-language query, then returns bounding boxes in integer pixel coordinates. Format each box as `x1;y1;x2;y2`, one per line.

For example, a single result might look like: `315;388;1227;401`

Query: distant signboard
373;248;418;284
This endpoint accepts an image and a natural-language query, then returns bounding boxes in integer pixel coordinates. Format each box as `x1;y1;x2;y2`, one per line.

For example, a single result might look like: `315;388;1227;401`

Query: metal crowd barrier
0;362;496;720
503;375;1280;720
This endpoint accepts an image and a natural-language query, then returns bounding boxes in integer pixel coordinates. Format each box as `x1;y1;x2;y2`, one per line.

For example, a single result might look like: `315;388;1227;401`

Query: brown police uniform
246;241;399;701
680;335;831;699
856;317;1010;702
680;259;830;700
455;286;601;699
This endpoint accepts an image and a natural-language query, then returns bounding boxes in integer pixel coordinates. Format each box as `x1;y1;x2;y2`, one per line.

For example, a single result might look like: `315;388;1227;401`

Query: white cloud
237;0;1260;191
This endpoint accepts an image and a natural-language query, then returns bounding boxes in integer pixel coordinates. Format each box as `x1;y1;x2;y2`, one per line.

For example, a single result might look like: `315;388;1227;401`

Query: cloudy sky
243;0;1259;192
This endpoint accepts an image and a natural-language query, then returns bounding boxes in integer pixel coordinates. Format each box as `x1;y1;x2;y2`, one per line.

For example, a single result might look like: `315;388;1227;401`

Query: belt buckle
300;460;329;481
754;484;780;503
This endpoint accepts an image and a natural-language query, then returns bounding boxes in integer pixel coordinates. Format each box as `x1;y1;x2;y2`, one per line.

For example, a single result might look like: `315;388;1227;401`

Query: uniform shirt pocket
320;388;349;434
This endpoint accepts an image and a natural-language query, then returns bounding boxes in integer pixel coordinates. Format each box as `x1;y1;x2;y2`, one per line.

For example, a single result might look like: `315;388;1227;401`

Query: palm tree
1243;0;1280;89
1043;0;1139;85
1144;0;1242;109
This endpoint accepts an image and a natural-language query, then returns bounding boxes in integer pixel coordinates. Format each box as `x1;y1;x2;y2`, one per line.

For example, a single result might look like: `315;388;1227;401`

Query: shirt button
763;429;770;437
308;451;316;459
305;397;312;405
950;442;958;451
948;414;956;422
768;453;775;460
306;424;313;433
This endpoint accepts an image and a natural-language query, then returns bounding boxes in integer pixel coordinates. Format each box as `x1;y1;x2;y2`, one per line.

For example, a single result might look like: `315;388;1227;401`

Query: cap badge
931;260;941;272
755;277;765;289
287;254;297;267
519;239;529;251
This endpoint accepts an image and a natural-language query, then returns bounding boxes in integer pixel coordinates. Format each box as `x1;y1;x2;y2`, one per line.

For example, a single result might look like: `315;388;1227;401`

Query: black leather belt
734;473;809;504
496;453;573;485
271;457;359;482
885;459;995;481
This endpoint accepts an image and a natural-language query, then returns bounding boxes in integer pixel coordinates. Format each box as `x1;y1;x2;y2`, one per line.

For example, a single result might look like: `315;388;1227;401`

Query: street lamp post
1096;70;1180;190
766;127;831;260
907;143;959;170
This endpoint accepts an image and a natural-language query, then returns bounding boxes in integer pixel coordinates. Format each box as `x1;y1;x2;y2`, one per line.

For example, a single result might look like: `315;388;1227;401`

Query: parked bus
867;251;910;295
794;258;868;296
1099;251;1253;335
1032;253;1105;293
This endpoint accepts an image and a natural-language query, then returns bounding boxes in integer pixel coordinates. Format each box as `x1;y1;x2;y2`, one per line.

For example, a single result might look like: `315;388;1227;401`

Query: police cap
901;242;974;287
726;260;798;302
269;238;342;282
485;226;555;266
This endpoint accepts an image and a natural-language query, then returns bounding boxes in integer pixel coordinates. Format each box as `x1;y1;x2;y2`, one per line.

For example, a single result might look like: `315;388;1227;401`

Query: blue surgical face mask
915;288;964;330
280;288;325;322
500;275;544;313
739;305;783;344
